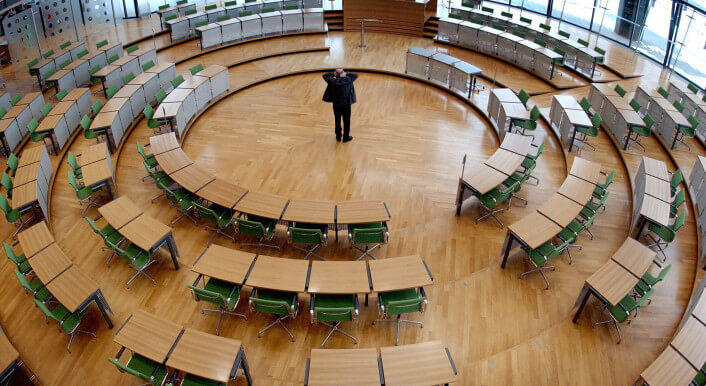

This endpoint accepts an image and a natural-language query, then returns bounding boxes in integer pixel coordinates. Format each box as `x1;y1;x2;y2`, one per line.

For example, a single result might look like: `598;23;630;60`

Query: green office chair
474;181;516;228
5;242;31;275
109;353;168;385
512;30;525;39
91;100;103;115
521;141;544;185
614;84;626;97
194;203;236;247
81;115;101;143
644;212;685;261
171;75;185;89
481;6;493;13
249;288;298;341
28;119;52;154
155;89;167;104
190;63;204;75
670;189;685;218
185;9;197;16
310;294;359;347
469;17;483;25
672;100;685;113
181;374;224;386
158;181;199;226
635;264;672;296
500;11;512;18
534;38;546;47
287;224;327;260
59;59;71;69
14;270;52;302
106;238;158;288
205;4;218;11
0;107;6;120
42;68;56;82
687;83;699;94
503;161;533;206
122;72;135;84
6;153;18;176
217;15;231;22
106;85;118;99
84;216;124;265
575;113;601;152
348;222;388;260
558;30;570;38
579;97;591;114
556;223;582;265
624;113;653;151
66;151;83;179
88;65;102;92
96;40;108;49
521;239;570;289
491;24;505;31
658;87;669;99
629;98;641;113
107;54;119;64
33;299;95;353
672;116;697;150
188;277;246;335
9;94;21;106
143;160;174;203
0;194;36;238
137;141;158;181
238;11;252;17
517;89;530;108
126;44;139;54
373;287;427;345
143;105;167;134
76;49;88;59
59;41;72;50
142;60;155;72
233;215;280;252
592;288;654;343
1;172;12;199
514;106;540;139
67;171;103;215
670;169;683;196
55;89;68;101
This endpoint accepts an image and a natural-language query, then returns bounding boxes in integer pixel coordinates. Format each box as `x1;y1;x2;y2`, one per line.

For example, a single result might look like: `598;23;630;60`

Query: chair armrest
310;295;315;322
354;295;360;318
291;293;299;317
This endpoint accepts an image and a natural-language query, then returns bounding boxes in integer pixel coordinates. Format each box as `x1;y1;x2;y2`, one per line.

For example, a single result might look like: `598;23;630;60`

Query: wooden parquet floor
0;30;703;385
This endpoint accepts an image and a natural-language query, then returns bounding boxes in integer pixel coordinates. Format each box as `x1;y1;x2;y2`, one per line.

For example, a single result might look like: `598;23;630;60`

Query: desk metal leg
623;128;632;150
455;181;466;216
1;136;9;157
569;126;577;152
671;131;679;150
93;290;114;328
49;136;58;155
635;218;647;240
101;79;108;98
232;347;253;385
165;233;180;269
572;285;592;323
550;61;556;79
500;232;518;268
104;180;114;200
590;60;597;79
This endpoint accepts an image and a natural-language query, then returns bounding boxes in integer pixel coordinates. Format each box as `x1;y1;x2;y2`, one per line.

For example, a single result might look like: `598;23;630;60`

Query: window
551;0;596;30
510;0;548;14
671;7;706;88
632;0;673;62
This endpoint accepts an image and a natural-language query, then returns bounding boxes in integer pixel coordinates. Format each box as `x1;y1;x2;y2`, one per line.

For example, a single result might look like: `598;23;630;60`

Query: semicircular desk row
148;132;392;239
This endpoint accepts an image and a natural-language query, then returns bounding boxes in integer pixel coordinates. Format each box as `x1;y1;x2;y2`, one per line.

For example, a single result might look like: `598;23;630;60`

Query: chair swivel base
241;237;281;254
644;233;669;261
476;207;504;228
202;307;247;336
320;321;357;348
258;315;294;342
592;312;629;344
204;226;236;248
66;328;96;353
373;314;423;346
294;244;325;260
520;264;556;290
352;244;380;260
125;259;159;289
170;208;199;227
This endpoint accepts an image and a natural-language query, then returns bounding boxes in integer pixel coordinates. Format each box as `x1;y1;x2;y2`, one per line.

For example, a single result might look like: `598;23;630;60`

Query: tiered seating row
588;83;648;150
405;47;482;98
92;45;159;97
689;156;706;269
633;85;694;150
486;88;530;138
631;157;674;245
28;40;88;87
668;80;706;140
548;94;593;152
0;92;44;155
11;146;51;222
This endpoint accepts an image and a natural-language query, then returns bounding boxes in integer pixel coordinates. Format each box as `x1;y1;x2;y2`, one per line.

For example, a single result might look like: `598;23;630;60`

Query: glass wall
670;7;706;87
510;0;548;14
551;0;595;30
632;0;672;62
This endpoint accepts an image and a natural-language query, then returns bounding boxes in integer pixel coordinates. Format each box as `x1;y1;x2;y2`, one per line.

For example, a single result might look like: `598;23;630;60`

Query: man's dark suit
322;72;358;140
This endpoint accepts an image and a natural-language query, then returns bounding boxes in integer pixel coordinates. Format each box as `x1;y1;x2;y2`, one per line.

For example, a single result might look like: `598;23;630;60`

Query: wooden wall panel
343;0;426;36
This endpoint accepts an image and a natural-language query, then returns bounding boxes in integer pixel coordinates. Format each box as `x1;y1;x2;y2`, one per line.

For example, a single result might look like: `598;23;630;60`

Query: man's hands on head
335;68;345;77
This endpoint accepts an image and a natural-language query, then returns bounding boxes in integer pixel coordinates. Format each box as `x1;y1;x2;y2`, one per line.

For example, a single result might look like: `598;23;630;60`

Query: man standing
322;68;358;142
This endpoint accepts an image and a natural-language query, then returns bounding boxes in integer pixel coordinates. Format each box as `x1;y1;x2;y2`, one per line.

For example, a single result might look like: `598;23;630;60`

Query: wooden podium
343;0;433;37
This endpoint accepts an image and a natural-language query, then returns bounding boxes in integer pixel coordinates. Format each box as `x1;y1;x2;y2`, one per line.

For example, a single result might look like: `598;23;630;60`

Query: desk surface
13;163;40;187
692;295;706;324
500;132;532;155
492;88;520;103
640;195;670;228
196;65;227;78
610;237;656;278
12;182;38;209
563;108;592;127
98;196;143;229
193;245;254;284
557;175;595;205
670;316;706;369
0;329;19;376
47;69;71;82
593;83;619;97
150;132;180;155
155;149;193;174
336;200;389;225
461;164;508;196
5;105;27;120
80;143;109;166
569;157;601;184
163;88;194;104
111;55;138;67
501;102;530;120
18;222;53;257
508;211;561;250
129;71;158;86
197;178;247;209
246;254;309;293
113;84;143;99
90;111;119;131
177;75;209;89
484;149;524;176
153;103;181;120
380;341;456;385
81;160;112;187
307;348;380;386
93;65;120;77
102;97;130;113
48;101;75;116
640;346;697;386
64;88;90;102
18;146;45;168
233;191;288;220
653;97;678;112
44;266;99;312
166;328;241;384
536;193;584;228
308;261;370;294
146;61;175;74
16;92;41;106
368;255;432;292
606;95;631;110
281;199;335;224
27;243;72;284
644;174;671;203
120;214;171;251
553;95;583;110
170;164;215;193
586;260;637;306
642;157;670;182
114;310;183;364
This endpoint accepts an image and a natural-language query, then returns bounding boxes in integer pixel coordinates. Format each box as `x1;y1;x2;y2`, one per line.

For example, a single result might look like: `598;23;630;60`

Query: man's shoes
336;136;341;142
342;136;353;143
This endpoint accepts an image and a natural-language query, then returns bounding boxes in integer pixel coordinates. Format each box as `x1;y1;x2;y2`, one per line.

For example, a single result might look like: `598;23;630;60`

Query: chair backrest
658;87;669;99
4;242;23;265
40;103;53;117
188;284;228;308
205;4;217;10
80;115;92;131
500;11;512;18
60;41;72;50
142;60;155;72
643;113;655;129
535;141;545;159
195;20;208;29
194;203;222;226
190;64;204;75
158;3;169;9
553;47;566;58
579;97;591;113
106;86;118;99
9;94;21;106
519;16;531;24
614;84;626;97
0;194;12;216
629;98;641;112
107;54;119;64
529;105;540;121
539;23;550;31
27;119;39;134
672;189;685;209
289;227;323;245
688;115;699;129
225;0;237;6
177;0;187;4
384;290;425;316
671;169;683;188
313;297;355;322
517;89;530;107
59;59;71;69
0;107;7;119
577;38;589;47
56;89;68;101
250;293;292;315
670;211;686;233
96;40;108;49
136;141;150;160
594;46;606;55
171;75;185;88
43;49;55;59
688;83;699;94
481;6;493;13
673;100;684;112
123;72;135;84
165;14;178;21
603;170;615;188
13;269;33;293
108;358;151;383
67;152;81;171
91;100;103;115
42;68;56;80
34;298;60;323
27;58;39;68
261;7;275;13
67;171;82;192
512;30;525;39
77;49;88;59
84;216;102;235
491;23;505;31
558;30;570;38
155;89;167;104
217;15;231;21
185;9;197;16
7;153;18;172
143;104;154;120
534;38;546;47
469;18;483;25
1;172;12;193
591;112;603;129
233;217;266;237
656;264;672;282
351;224;386;244
89;65;101;76
126;45;138;54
